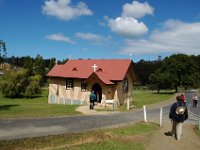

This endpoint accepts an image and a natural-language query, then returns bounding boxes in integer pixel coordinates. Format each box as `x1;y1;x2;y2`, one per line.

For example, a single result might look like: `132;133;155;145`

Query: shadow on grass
0;104;19;110
4;95;43;100
152;91;176;94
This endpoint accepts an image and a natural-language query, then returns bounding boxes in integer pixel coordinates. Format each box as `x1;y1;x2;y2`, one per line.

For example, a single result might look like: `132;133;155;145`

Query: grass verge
194;126;200;137
0;89;80;119
131;90;175;108
0;121;159;150
0;89;176;118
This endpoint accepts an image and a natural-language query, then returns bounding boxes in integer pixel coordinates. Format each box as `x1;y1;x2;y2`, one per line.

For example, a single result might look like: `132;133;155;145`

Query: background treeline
134;54;200;92
3;55;67;81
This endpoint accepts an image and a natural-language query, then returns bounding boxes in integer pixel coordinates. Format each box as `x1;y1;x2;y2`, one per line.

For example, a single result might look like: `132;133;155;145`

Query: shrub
0;69;41;98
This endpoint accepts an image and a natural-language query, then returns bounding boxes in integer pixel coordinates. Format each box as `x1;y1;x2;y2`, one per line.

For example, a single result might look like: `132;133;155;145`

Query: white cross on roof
92;64;97;72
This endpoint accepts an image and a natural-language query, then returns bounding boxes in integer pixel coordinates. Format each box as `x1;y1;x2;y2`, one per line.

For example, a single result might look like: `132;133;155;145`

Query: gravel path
147;120;200;150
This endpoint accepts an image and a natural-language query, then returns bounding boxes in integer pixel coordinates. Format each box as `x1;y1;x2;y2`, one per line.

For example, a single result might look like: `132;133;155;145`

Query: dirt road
147;120;200;150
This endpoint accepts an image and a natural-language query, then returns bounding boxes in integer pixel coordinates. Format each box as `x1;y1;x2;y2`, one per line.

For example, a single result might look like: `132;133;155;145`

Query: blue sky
0;0;200;62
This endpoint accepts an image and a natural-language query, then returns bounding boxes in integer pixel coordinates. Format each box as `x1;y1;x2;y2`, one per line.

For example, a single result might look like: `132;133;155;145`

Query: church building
47;59;136;107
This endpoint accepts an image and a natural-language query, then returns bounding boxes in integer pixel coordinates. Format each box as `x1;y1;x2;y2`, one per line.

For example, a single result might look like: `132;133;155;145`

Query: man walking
168;95;188;140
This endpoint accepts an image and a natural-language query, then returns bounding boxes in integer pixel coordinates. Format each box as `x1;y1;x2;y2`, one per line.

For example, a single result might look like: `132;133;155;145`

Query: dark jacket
90;93;96;102
169;101;188;122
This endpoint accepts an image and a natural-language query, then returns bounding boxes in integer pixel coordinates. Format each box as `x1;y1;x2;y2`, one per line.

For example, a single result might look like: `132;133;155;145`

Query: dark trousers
90;101;94;109
193;100;197;107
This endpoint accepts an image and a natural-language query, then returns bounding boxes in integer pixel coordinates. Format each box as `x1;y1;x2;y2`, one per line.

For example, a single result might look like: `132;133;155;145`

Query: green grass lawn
0;88;175;118
96;89;175;111
132;90;175;108
118;90;175;111
0;88;80;119
0;122;159;150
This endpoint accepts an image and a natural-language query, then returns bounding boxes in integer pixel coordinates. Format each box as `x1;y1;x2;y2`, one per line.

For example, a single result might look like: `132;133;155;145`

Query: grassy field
0;88;80;119
0;121;159;150
117;90;175;111
132;90;175;108
0;88;175;118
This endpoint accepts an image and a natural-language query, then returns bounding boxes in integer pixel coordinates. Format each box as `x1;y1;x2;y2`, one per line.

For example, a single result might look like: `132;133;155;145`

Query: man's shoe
164;131;174;136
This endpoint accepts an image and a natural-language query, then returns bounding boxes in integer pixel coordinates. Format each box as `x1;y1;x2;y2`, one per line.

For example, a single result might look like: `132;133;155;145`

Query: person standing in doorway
168;95;188;140
96;91;99;103
89;91;96;109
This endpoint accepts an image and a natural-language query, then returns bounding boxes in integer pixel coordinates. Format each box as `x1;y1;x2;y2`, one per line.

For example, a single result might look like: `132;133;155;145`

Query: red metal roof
47;59;134;84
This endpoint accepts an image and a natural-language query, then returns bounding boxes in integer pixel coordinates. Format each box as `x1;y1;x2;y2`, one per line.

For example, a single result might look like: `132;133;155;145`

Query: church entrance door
92;83;102;103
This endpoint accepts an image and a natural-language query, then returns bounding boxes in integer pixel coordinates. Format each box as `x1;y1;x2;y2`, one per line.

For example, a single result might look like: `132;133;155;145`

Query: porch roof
87;71;115;85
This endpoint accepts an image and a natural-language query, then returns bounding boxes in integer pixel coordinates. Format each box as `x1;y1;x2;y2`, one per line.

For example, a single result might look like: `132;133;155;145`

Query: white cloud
42;0;92;21
46;33;75;44
106;1;153;37
122;1;154;19
120;19;200;55
108;17;148;37
75;32;111;43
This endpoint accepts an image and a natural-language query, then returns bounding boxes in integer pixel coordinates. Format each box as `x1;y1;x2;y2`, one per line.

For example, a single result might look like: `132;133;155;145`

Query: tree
33;55;46;85
0;69;28;97
162;54;199;90
24;75;42;98
23;56;34;75
149;54;200;92
134;59;162;86
0;69;41;98
149;70;177;93
33;55;45;76
44;57;56;70
184;72;200;89
0;40;7;64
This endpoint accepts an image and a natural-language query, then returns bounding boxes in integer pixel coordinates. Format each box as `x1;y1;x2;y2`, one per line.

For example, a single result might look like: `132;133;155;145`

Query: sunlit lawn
132;90;175;108
0;88;80;119
104;89;175;111
0;88;176;118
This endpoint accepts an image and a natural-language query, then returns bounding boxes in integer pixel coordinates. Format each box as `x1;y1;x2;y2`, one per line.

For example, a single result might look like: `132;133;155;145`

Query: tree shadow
152;91;175;94
0;104;19;110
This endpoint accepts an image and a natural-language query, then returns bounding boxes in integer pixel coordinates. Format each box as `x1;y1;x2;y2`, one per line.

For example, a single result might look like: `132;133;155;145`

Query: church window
56;85;59;95
123;78;128;92
81;80;87;91
66;79;74;90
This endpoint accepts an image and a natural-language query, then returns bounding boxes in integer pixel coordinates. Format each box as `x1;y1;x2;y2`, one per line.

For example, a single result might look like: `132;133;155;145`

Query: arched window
123;78;128;92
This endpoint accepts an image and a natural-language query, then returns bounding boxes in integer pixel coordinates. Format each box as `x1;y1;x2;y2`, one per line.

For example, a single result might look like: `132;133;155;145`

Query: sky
0;0;200;62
